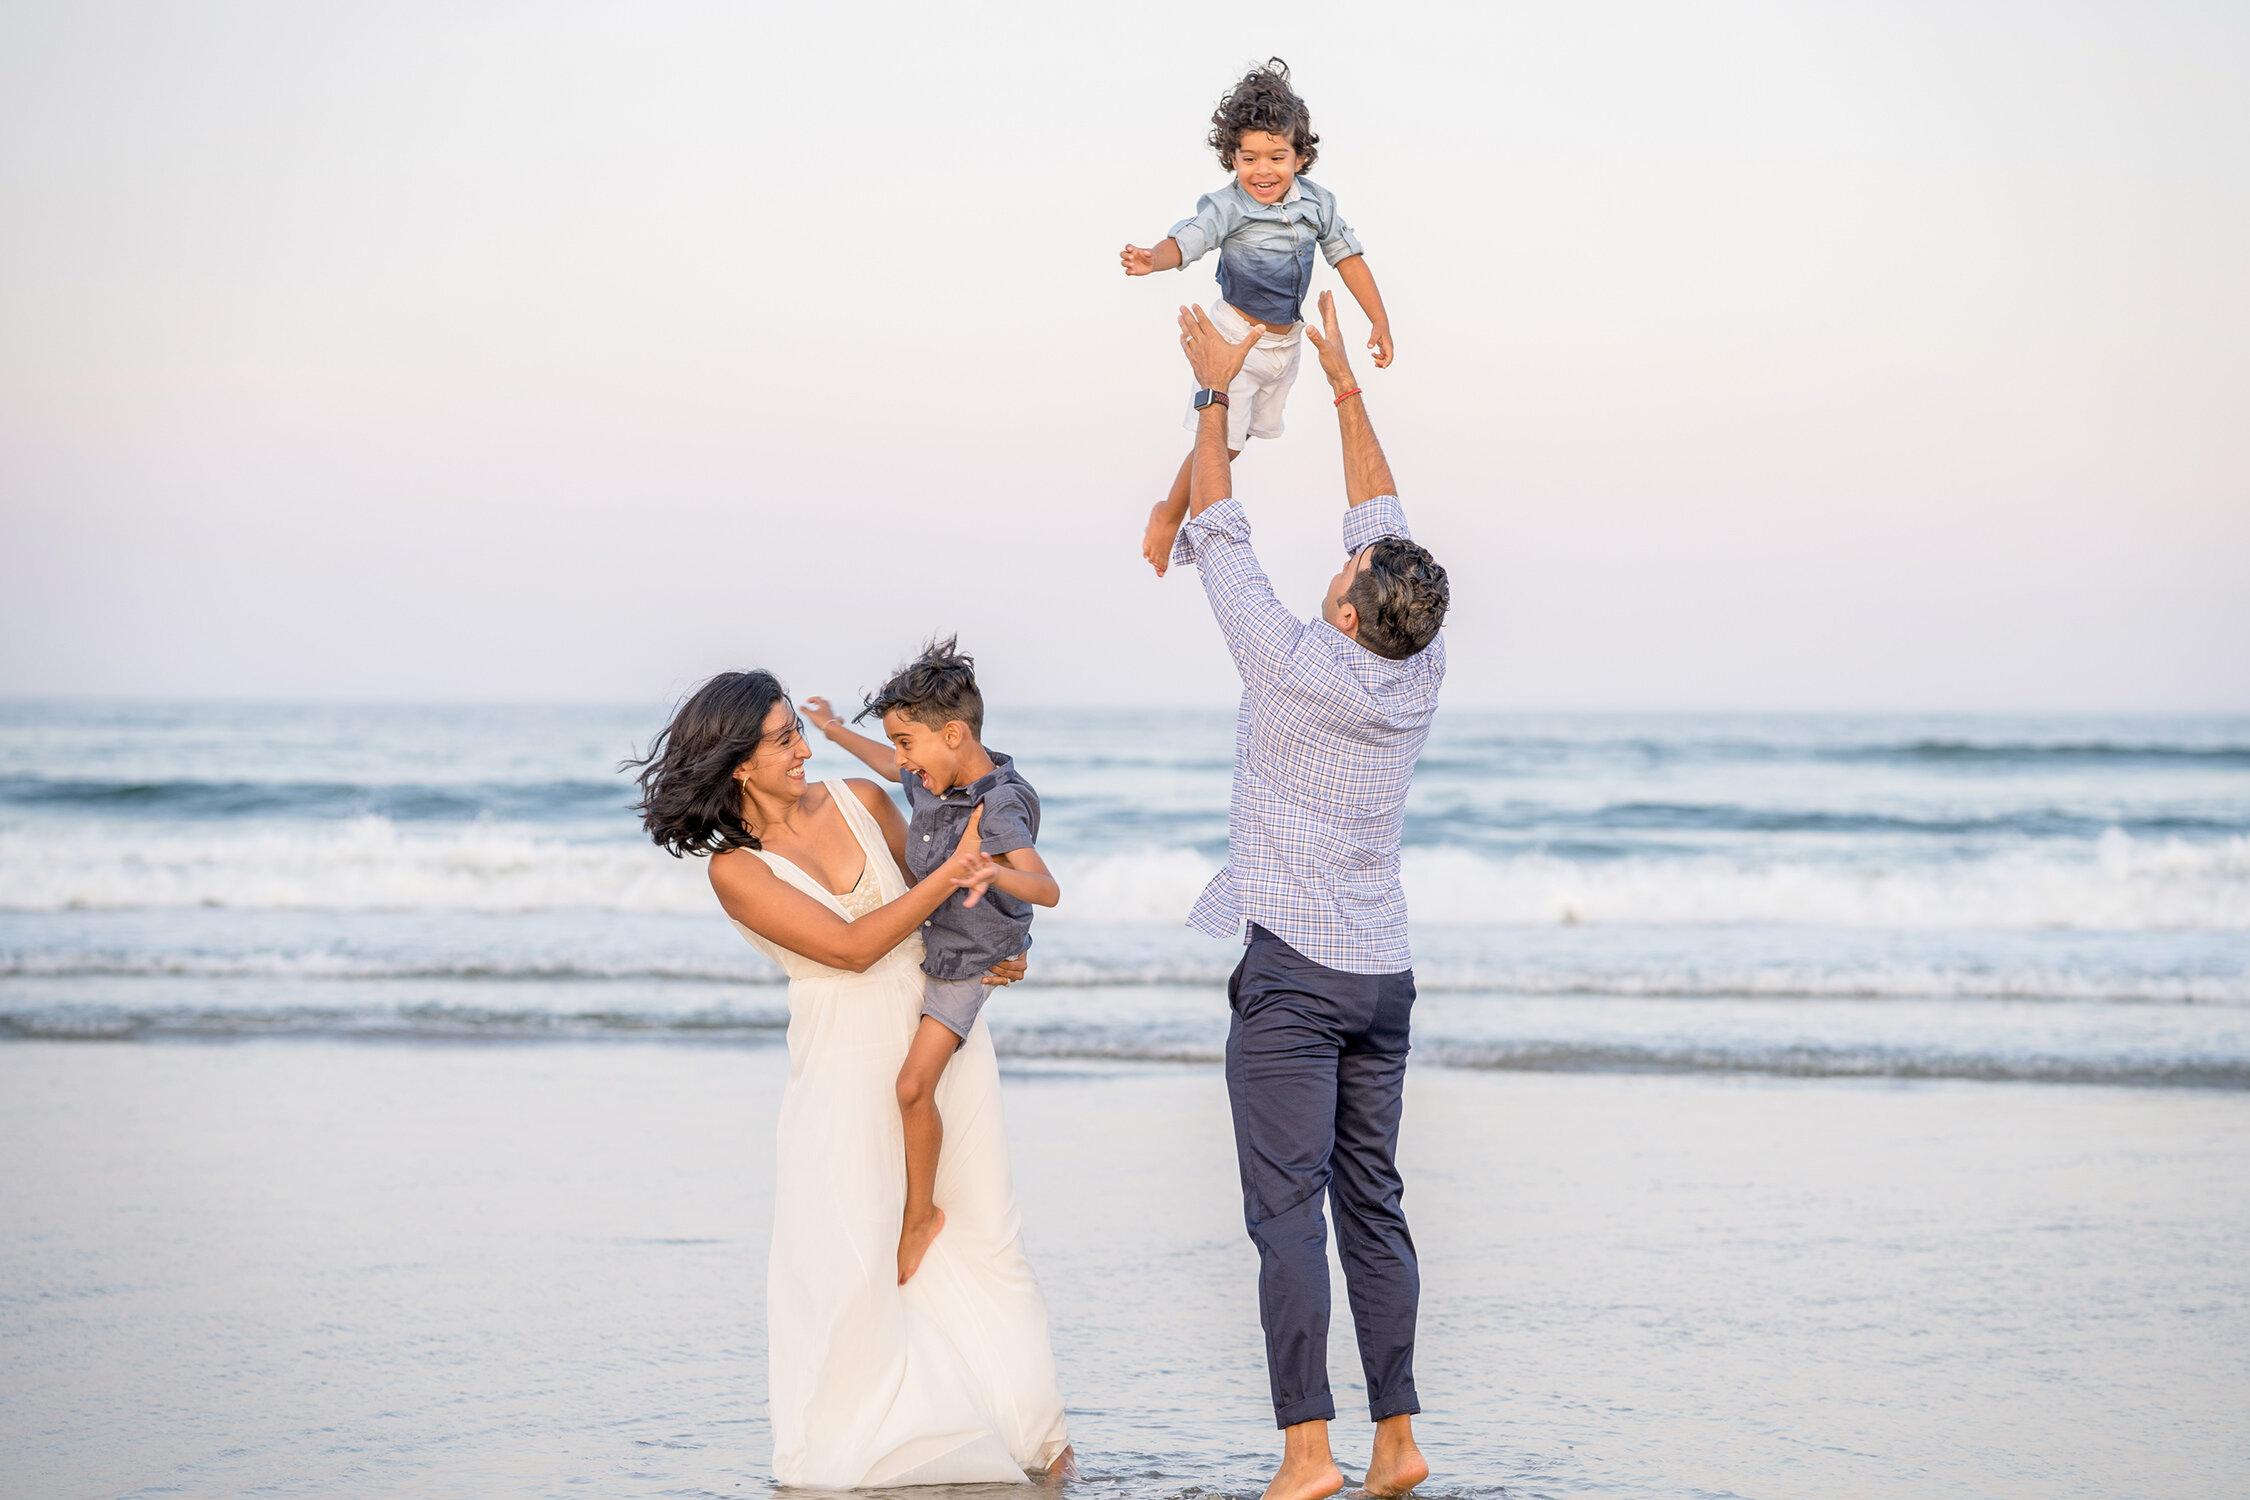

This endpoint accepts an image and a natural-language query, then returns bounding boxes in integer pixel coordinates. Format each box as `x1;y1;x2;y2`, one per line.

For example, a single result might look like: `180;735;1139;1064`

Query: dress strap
824;779;903;900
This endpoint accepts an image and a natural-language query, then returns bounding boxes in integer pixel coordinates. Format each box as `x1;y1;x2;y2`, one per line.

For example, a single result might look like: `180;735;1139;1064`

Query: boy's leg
1143;446;1242;577
1224;929;1346;1432
895;1014;960;1285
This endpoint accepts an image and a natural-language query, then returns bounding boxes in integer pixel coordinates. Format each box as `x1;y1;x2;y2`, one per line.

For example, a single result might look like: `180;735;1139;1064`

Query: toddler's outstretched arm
1121;237;1184;276
1334;255;1393;367
802;696;900;782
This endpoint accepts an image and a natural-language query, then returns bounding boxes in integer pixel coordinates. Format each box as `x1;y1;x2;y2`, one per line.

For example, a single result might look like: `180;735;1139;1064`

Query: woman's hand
951;847;1004;908
1302;290;1361;393
982;953;1027;987
938;804;989;906
1121;243;1156;276
1178;304;1258;392
801;696;845;737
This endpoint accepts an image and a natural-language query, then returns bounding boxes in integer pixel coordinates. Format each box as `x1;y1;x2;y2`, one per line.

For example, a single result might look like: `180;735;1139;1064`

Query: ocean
6;699;2250;1498
4;700;2247;1086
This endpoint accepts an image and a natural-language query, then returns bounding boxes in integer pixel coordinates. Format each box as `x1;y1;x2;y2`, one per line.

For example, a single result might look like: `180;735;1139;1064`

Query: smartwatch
1192;388;1231;411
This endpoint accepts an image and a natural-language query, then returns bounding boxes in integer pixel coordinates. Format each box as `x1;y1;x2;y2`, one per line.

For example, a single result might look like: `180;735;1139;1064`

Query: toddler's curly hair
1208;58;1319;174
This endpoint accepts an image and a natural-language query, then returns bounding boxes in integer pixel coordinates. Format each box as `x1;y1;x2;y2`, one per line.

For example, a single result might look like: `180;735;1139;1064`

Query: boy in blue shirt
1122;58;1395;575
803;640;1059;1285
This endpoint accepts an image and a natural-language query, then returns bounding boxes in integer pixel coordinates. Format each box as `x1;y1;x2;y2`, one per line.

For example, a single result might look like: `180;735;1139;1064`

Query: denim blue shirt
1169;176;1364;327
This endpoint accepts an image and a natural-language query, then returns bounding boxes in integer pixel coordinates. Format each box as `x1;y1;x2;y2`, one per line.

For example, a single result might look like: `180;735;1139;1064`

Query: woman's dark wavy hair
624;669;791;857
1209;58;1319;173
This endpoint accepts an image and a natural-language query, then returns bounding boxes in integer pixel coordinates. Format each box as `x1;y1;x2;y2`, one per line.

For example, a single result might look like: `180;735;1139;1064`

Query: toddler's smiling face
1231;130;1302;205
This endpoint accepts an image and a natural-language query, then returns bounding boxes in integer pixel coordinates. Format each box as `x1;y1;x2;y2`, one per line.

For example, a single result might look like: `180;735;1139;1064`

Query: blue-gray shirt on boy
898;751;1040;981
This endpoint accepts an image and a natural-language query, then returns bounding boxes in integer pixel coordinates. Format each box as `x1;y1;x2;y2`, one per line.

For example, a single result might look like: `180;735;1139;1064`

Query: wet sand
3;1039;2246;1499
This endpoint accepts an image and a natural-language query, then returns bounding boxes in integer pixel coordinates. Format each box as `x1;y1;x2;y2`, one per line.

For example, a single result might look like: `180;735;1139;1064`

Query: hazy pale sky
2;1;2245;711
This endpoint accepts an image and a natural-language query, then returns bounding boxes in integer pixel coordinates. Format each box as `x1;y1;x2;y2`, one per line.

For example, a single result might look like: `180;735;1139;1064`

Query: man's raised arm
1178;305;1248;519
1170;305;1304;688
1303;290;1398;510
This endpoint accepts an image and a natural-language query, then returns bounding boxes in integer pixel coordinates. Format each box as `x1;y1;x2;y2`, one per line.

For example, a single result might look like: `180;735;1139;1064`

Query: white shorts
1182;301;1303;449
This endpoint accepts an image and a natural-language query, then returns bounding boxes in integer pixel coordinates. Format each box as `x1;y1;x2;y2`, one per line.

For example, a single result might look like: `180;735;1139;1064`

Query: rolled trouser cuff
1274;1392;1337;1429
1369;1387;1421;1422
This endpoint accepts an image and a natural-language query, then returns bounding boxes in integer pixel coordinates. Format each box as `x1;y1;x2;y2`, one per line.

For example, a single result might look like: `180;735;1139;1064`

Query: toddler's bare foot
1142;502;1183;578
1362;1416;1428;1496
896;1205;945;1285
1264;1455;1345;1500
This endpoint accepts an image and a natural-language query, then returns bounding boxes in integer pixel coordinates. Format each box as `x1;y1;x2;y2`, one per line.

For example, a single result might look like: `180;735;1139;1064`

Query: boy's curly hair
857;635;984;739
1208;58;1319;174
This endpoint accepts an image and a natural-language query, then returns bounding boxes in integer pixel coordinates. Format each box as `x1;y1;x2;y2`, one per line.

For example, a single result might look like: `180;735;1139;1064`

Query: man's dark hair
1346;538;1450;660
858;636;984;739
1208;58;1319;173
623;669;791;857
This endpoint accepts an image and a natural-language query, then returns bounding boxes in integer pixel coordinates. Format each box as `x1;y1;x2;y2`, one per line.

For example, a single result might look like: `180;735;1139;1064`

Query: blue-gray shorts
921;973;990;1042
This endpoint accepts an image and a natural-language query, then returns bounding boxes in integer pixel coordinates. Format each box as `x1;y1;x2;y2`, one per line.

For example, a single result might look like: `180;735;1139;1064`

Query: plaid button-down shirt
1171;493;1444;974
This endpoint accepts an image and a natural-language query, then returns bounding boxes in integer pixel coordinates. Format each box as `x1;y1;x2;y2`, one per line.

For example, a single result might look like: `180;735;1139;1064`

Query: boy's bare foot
1142;501;1183;577
1362;1415;1428;1496
896;1205;945;1285
1041;1444;1078;1482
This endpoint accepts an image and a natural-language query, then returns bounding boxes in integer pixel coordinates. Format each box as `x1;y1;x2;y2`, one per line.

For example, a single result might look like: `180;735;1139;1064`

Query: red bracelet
1333;387;1363;406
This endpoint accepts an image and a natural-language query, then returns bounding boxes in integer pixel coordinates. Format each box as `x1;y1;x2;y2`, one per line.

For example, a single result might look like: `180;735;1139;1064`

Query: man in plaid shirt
1171;290;1450;1500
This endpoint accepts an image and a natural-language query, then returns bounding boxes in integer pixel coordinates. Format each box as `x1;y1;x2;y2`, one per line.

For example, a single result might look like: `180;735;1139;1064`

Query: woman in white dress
631;671;1073;1486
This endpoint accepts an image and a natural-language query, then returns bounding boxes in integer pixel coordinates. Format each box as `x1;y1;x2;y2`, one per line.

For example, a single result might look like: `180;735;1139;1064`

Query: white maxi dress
732;780;1071;1486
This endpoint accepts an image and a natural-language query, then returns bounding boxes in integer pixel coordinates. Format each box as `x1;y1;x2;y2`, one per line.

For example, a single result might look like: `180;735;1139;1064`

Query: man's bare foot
1142;502;1182;578
1041;1444;1078;1482
1263;1455;1346;1500
1362;1414;1428;1496
1264;1420;1346;1500
896;1205;945;1284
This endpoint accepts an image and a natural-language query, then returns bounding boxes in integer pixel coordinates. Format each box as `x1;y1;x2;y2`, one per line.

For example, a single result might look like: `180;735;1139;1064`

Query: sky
1;0;2245;712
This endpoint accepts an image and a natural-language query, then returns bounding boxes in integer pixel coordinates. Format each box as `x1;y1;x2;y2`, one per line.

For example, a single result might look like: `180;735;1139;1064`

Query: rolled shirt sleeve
1168;190;1239;266
1174;497;1306;689
1342;494;1410;552
1318;200;1365;267
972;783;1037;857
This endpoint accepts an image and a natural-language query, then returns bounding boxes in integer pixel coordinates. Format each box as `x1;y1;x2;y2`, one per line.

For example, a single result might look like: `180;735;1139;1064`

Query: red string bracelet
1333;387;1363;406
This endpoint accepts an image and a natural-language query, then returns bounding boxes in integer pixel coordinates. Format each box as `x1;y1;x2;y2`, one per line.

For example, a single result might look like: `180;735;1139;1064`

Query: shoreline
7;972;2250;1091
4;1039;2247;1498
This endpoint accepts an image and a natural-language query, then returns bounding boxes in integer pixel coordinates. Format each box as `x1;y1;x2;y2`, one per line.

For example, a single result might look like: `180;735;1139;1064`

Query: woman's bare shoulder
708;844;773;892
844;778;895;816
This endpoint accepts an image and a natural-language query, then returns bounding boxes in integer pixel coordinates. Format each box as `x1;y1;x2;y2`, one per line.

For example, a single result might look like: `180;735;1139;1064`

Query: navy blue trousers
1225;924;1421;1428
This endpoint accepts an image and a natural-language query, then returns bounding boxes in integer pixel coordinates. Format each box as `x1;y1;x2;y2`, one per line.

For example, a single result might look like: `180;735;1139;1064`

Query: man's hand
801;696;845;737
1121;244;1156;275
1178;304;1258;394
1303;290;1362;393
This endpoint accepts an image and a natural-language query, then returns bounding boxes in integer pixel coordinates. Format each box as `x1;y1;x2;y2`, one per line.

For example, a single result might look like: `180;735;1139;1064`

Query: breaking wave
4;819;2245;931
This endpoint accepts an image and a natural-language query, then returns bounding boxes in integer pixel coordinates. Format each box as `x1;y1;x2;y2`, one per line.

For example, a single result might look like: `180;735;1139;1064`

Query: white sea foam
4;820;2247;931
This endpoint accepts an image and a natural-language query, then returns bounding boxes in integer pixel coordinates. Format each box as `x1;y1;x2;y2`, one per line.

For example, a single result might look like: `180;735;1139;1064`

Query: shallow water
6;702;2249;1088
4;1041;2246;1499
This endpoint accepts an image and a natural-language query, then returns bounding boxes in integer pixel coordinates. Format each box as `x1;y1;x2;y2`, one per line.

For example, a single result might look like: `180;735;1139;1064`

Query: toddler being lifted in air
1121;58;1394;574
